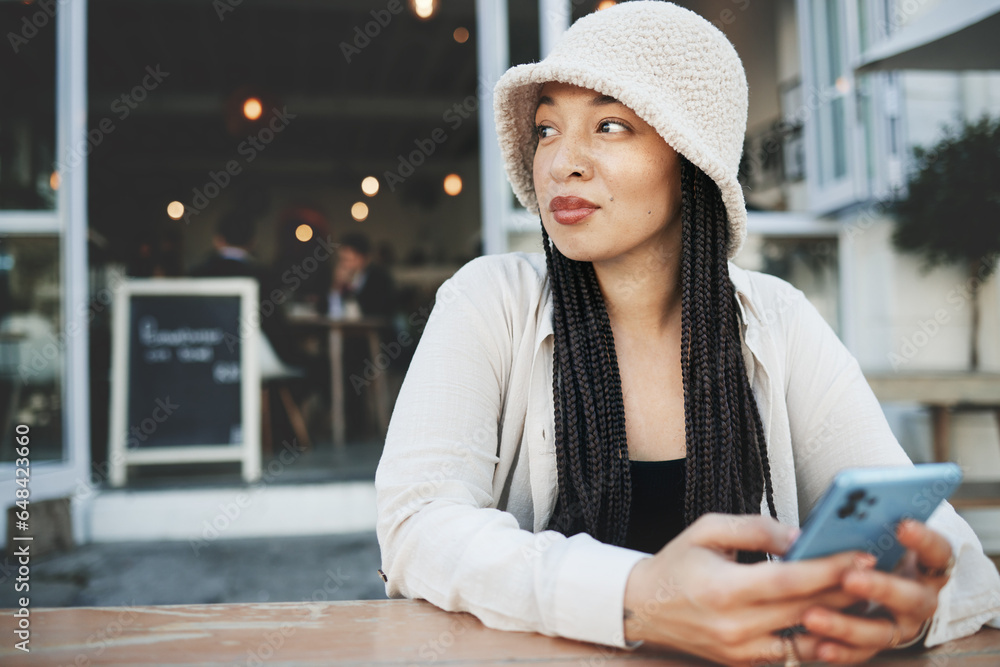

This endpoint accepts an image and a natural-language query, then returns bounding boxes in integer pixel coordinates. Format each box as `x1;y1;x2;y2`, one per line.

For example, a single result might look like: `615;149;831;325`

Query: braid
545;157;776;550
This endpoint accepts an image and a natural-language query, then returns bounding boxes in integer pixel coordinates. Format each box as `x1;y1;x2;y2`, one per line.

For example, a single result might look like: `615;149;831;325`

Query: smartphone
783;463;963;571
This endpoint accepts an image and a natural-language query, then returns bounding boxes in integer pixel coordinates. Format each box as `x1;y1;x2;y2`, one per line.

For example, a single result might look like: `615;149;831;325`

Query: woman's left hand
798;519;955;663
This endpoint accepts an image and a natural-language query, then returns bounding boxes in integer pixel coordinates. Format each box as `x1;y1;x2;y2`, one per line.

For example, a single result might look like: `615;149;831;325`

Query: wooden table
289;314;391;449
1;599;997;665
865;372;1000;508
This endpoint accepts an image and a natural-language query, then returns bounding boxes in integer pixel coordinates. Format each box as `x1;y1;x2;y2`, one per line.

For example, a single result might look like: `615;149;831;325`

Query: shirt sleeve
778;282;1000;646
375;259;648;647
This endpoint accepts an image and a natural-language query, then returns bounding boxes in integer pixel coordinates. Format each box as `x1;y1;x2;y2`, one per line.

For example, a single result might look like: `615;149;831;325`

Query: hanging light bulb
243;97;263;121
295;224;314;242
361;176;380;197
351;202;369;221
443;173;462;196
409;0;438;20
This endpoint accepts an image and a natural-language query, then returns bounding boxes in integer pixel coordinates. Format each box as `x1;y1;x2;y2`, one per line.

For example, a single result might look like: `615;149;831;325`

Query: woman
375;3;1000;665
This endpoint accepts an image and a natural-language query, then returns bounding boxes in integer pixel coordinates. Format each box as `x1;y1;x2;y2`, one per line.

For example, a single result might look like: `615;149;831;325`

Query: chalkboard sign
109;279;261;486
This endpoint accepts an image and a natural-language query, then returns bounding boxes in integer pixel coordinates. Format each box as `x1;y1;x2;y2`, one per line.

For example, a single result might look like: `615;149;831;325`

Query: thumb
685;513;800;556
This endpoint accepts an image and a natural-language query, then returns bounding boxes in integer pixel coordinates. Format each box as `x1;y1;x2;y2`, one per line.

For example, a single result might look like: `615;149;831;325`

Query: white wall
845;218;1000;373
776;0;801;85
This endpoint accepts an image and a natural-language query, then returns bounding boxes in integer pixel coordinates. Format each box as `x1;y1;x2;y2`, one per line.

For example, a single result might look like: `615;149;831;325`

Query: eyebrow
535;93;622;112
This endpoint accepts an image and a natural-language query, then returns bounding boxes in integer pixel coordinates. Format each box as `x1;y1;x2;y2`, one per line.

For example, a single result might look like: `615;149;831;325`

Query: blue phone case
783;463;963;571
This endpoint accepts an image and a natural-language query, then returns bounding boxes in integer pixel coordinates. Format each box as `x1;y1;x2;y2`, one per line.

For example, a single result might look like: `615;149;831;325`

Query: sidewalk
0;531;386;609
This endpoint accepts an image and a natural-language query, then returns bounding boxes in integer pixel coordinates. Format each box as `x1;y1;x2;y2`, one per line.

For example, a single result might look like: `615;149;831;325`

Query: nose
547;133;593;183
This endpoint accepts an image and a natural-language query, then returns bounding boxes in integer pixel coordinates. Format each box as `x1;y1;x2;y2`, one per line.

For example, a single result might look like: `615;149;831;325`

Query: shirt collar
727;262;759;329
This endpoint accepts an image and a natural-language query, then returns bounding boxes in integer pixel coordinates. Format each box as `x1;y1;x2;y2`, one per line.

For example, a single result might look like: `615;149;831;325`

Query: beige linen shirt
375;252;1000;648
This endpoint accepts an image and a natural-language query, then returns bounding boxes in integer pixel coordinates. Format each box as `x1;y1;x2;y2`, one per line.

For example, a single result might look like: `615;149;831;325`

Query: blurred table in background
289;314;391;449
2;599;997;665
865;372;1000;507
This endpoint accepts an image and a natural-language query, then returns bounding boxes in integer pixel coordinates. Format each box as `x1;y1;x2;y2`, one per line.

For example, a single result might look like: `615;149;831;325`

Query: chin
545;237;607;264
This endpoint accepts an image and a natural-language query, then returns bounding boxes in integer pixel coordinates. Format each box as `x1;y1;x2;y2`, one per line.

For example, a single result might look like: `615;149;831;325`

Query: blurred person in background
327;232;396;321
192;209;292;364
324;232;398;440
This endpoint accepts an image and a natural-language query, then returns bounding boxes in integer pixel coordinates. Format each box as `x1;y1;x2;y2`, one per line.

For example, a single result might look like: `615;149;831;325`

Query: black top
623;458;687;554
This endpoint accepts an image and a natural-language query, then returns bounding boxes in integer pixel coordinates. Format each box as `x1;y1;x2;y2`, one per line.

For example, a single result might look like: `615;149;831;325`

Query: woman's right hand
623;513;875;666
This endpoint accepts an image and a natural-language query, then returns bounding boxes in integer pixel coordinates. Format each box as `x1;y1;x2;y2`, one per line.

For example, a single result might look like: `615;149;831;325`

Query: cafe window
1;0;90;535
0;1;58;211
0;0;64;464
0;236;65;462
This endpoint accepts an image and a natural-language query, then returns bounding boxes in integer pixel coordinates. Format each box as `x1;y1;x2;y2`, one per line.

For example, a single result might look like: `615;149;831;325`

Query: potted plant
892;115;1000;370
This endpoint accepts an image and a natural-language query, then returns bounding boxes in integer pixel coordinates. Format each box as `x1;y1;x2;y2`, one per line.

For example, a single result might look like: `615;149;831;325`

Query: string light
243;97;263;121
361;176;380;196
443;173;462;196
410;0;437;20
453;27;469;43
295;224;313;242
167;201;185;220
351;202;369;221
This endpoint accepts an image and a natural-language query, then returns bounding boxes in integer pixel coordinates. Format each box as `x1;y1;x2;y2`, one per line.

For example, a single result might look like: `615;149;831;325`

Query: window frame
0;0;90;543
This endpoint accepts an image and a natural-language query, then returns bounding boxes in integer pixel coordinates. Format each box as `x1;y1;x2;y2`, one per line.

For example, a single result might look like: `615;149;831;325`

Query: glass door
0;0;90;543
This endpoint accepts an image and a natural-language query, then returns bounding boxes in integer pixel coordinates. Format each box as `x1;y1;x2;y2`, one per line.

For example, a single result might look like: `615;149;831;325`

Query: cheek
532;154;548;194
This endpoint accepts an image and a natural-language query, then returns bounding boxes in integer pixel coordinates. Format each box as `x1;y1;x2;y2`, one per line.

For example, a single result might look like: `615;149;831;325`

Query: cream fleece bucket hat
494;1;749;258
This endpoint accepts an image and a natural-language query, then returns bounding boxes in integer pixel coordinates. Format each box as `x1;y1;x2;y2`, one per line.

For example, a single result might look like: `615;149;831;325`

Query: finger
898;519;953;576
727;591;860;638
813;639;883;665
686;513;800;555
802;607;905;653
744;551;877;604
842;567;938;620
726;631;826;667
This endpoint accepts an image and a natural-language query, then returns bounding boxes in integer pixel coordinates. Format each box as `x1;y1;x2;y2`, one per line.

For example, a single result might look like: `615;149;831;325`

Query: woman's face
532;82;682;266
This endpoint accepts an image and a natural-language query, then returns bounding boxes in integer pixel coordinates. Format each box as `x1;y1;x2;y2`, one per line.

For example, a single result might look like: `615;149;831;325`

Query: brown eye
598;120;628;133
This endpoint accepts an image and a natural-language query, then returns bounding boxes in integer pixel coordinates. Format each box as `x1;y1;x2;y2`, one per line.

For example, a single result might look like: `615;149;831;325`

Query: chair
258;334;312;457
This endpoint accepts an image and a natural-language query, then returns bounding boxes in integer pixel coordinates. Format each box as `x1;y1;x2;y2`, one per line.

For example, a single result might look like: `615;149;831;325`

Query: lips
549;196;599;225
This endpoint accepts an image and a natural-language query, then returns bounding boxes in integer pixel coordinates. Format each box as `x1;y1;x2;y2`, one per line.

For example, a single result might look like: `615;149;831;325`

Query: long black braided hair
543;156;777;555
